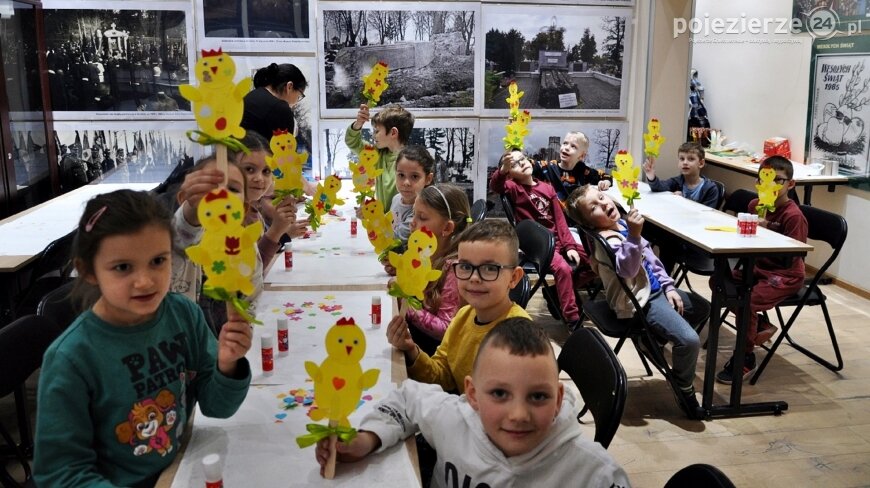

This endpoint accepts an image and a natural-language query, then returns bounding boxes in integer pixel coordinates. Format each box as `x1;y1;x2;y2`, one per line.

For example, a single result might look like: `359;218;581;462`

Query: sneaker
716;352;757;385
754;315;778;346
678;388;705;420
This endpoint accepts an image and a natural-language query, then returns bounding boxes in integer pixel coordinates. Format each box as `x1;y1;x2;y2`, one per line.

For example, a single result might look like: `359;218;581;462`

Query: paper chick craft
612;150;641;207
179;48;251;150
361;61;390;106
360;198;400;257
306;175;345;231
297;317;380;479
643;118;666;158
505;80;524;120
504;109;532;151
266;129;308;202
755;165;783;218
185;188;263;322
350;144;382;203
388;227;442;310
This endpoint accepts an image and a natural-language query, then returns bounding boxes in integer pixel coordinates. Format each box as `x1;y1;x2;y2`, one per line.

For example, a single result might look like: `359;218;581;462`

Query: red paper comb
650;118;659;122
201;48;223;58
617;149;628;155
204;188;228;202
272;128;289;136
420;226;434;238
378;61;388;67
336;317;356;326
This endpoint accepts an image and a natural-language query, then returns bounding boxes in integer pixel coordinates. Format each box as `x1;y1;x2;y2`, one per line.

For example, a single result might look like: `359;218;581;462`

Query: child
715;156;807;384
386;219;529;393
345;103;415;204
34;190;252;487
642;142;721;273
566;185;706;419
387;183;471;355
535;131;611;204
491;149;588;329
317;317;631;486
391;145;435;243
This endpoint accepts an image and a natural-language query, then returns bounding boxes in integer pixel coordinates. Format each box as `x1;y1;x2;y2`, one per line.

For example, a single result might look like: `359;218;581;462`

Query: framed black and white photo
318;1;481;118
480;5;632;117
43;1;195;120
483;0;633;4
195;0;315;53
318;118;480;200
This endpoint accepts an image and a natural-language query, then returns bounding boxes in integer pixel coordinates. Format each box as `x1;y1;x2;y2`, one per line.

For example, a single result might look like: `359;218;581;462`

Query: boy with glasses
715;156;808;384
386;219;530;393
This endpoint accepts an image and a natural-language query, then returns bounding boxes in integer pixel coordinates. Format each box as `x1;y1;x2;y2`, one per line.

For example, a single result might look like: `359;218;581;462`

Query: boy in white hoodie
315;317;631;487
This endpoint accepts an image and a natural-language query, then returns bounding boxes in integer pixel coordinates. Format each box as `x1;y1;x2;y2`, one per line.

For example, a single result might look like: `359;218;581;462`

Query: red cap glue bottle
202;453;223;488
371;296;381;328
277;318;289;356
261;333;274;376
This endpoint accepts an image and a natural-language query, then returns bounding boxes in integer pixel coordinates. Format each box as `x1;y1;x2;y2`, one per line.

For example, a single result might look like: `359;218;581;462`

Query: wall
691;0;870;293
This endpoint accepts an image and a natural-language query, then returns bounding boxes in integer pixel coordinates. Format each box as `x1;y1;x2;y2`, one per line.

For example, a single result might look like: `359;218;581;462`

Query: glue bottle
283;243;293;271
202;453;223;488
261;333;274;376
277;318;289;356
371;296;381;328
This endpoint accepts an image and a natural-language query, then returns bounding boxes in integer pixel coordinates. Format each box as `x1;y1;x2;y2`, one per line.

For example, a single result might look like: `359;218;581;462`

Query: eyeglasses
452;262;515;281
757;176;789;185
297;90;306;101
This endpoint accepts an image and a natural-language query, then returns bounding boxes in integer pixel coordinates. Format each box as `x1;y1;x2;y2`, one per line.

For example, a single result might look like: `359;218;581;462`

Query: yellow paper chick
643;118;666;158
362;61;390;106
612;150;641;206
350;144;383;196
185;188;262;296
179;48;251;140
360;198;397;255
266;129;308;197
388;227;442;304
307;175;345;231
755;166;783;217
305;317;380;427
505;81;524;119
503;110;532;150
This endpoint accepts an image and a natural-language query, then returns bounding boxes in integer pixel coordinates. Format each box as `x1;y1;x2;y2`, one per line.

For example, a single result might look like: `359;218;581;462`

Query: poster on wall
52;120;205;187
231;55;318;175
317;118;479;200
480;5;632;117
806;35;870;177
792;1;870;34
483;0;633;4
318;1;481;118
195;0;314;53
42;1;195;120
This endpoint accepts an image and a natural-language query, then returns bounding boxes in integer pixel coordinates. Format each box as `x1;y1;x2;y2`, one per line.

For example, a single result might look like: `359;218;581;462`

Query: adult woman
241;63;307;141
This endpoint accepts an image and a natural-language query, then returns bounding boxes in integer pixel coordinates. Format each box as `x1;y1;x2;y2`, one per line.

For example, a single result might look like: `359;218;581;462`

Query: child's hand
566;249;580;265
315;431;381;474
177;168;225;226
386;315;417;355
352;104;370;131
665;289;684;315
289;217;310;239
597;180;611;191
625;208;644;238
642;157;656;180
217;308;253;377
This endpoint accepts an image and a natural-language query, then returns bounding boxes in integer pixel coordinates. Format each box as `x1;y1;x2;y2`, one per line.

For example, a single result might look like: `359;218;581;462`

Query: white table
159;290;421;487
606;184;813;418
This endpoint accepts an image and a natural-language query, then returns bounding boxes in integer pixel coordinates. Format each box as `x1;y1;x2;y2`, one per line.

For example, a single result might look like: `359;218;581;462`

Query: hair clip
85;205;108;232
466;217;473;223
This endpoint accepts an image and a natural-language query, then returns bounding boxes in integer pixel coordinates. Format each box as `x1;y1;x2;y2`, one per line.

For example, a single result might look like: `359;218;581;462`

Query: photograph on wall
195;0;314;53
42;1;195;120
318;1;480;118
231;55;318;175
806;35;870;177
52;121;205;190
318;118;479;200
483;0;632;5
479;118;627;213
480;5;631;117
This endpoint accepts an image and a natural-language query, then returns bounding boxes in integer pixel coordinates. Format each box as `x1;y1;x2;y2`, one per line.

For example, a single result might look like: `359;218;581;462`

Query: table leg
803;185;813;206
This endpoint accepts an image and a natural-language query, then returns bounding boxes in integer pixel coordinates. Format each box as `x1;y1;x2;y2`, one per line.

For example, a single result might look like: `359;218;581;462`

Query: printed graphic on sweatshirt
114;389;178;457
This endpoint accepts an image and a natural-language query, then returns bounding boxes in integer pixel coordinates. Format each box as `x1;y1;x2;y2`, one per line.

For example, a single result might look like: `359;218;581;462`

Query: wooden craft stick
324;420;339;479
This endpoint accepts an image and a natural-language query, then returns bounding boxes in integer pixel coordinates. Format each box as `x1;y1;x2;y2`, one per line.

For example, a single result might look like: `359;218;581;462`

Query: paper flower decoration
612;150;641;207
297;317;380;478
505;81;524;120
387;227;442;310
360;198;400;257
185;188;263;322
361;61;390;106
643;118;666;158
179;48;251;151
755;166;783;218
266;129;308;202
350;144;382;203
306;175;345;231
504;110;532;151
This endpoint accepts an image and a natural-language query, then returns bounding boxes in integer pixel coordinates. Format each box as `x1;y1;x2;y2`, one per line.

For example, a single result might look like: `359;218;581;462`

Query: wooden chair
557;327;627;448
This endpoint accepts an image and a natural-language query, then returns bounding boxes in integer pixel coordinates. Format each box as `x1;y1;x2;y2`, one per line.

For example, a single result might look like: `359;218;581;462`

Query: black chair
13;230;76;318
557;327;627;449
671;180;726;292
722;188;758;216
750;204;847;384
499;193;517;227
470;198;488;222
579;226;710;418
0;315;65;487
508;273;532;309
515;220;565;322
37;280;79;332
664;463;736;488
